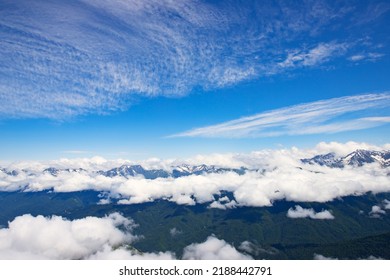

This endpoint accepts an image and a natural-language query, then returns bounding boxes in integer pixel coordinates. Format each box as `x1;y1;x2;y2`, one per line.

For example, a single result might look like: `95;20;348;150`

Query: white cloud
371;205;386;214
209;196;237;210
349;54;366;61
367;53;385;60
97;198;112;205
169;228;182;237
208;67;256;87
278;43;348;68
182;236;252;260
0;213;138;259
348;53;385;62
0;212;178;260
0;213;265;260
238;241;278;256
287;206;335;219
369;199;390;218
0;215;251;260
369;205;386;218
209;201;227;210
0;1;384;119
313;254;337;260
238;241;257;255
312;141;388;157
1;142;390;208
170;92;390;138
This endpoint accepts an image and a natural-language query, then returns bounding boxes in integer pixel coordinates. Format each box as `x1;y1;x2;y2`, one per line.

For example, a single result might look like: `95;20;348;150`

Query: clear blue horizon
0;0;389;160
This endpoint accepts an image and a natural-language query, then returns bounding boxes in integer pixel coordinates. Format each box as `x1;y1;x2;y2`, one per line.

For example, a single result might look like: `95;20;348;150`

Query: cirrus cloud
0;0;386;119
170;93;390;138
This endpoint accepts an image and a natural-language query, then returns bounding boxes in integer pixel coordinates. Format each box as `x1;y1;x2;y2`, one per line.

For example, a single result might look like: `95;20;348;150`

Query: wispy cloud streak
0;0;386;119
277;43;348;69
171;93;390;138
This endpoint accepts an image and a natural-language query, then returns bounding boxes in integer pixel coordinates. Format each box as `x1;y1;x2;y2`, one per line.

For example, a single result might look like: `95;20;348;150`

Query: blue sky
0;0;389;160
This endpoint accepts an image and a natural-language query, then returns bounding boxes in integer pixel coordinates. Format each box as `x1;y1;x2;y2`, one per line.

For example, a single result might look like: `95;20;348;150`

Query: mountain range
1;149;389;180
1;163;249;179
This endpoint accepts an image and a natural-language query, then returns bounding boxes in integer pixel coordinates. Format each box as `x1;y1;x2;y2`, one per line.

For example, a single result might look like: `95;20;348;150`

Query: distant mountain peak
100;164;170;179
43;167;87;176
97;164;248;179
301;149;390;168
0;168;19;176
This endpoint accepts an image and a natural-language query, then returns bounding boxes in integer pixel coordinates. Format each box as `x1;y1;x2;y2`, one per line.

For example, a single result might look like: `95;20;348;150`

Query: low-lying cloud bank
1;142;390;208
0;213;142;259
0;214;247;260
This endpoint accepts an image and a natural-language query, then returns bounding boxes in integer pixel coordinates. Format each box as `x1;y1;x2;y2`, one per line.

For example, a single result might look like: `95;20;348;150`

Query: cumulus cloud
1;142;390;209
287;206;335;220
384;200;390;210
0;215;250;260
182;236;252;260
0;1;386;119
170;92;390;138
209;196;237;210
0;213;140;259
369;205;386;218
169;228;182;237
